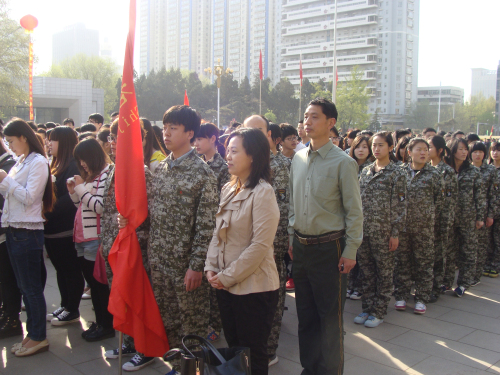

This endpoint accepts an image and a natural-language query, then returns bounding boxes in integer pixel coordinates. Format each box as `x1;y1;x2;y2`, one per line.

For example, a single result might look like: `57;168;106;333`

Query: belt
294;230;345;246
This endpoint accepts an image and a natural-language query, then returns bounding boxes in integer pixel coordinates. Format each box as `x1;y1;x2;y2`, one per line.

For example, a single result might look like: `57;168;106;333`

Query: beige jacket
205;179;280;295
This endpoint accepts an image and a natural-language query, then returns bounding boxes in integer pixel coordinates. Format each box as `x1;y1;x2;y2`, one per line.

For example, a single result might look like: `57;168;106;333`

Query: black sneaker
82;322;98;339
105;343;137;359
46;306;65;322
429;294;439;303
84;325;115;342
122;354;155;371
51;310;80;326
0;317;23;339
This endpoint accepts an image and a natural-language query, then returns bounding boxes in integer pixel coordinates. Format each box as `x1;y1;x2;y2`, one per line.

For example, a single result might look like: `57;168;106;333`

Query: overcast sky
8;0;500;100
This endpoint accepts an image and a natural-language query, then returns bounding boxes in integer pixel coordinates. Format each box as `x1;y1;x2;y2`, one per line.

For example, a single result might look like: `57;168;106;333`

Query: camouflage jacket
204;153;231;195
359;161;407;238
270;151;291;255
454;164;486;227
401;163;444;233
100;165;153;273
147;149;218;273
478;161;499;220
358;159;372;178
434;160;458;230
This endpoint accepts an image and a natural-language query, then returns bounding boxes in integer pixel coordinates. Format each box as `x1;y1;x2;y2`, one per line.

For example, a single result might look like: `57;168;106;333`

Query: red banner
29;42;33;120
259;50;263;80
107;0;169;357
184;89;189;106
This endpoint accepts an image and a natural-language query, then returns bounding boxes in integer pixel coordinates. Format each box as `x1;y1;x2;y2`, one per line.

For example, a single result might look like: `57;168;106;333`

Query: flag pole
299;52;303;123
332;0;338;104
118;331;123;375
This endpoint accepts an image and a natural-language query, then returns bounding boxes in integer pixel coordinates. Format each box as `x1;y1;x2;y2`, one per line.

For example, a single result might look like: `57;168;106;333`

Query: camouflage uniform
203;152;230;335
433;161;458;295
147;149;218;350
474;161;499;281
487;167;500;271
100;165;153;350
267;151;291;358
347;159;374;294
357;161;406;318
443;164;486;290
394;163;444;304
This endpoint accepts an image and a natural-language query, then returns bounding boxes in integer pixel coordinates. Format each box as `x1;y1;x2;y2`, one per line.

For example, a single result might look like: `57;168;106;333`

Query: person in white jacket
0;118;54;357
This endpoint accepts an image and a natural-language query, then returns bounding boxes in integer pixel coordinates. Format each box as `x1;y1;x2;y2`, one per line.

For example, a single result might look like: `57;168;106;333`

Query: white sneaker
46;306;65;322
364;316;384;328
394;300;406;311
268;355;279;367
353;312;369;324
350;291;362;300
346;289;352;298
82;289;91;300
414;302;426;315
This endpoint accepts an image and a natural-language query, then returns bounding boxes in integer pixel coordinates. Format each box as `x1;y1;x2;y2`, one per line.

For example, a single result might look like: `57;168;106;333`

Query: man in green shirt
288;98;363;375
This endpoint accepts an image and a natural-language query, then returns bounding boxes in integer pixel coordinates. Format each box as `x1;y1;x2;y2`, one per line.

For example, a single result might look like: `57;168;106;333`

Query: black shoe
0;317;23;339
84;325;115;342
82;322;98;339
51;310;80;326
122;354;155;371
429;294;439;303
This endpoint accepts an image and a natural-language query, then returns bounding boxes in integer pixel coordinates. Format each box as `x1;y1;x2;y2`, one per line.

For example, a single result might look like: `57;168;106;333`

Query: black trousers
217;289;278;375
45;237;84;312
293;236;347;375
0;241;22;319
79;257;113;329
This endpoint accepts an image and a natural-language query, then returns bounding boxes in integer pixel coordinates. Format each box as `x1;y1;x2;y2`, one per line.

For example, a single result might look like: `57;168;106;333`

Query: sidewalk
1;259;500;374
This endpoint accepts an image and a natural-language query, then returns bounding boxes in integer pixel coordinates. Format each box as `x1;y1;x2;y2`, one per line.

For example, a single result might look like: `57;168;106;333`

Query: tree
41;54;120;121
405;101;438;131
0;0;30;111
269;78;299;124
336;66;370;131
369;110;381;132
264;110;277;123
299;78;316;118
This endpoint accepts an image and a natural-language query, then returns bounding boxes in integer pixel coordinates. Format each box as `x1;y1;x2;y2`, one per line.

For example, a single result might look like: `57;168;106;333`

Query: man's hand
288;245;293;260
184;269;203;292
117;214;128;229
486;217;494;227
389;237;399;252
338;257;356;274
476;221;484;230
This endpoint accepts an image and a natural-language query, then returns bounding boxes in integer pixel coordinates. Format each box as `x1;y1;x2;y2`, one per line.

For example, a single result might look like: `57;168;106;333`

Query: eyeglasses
107;135;117;142
330;137;342;141
285;136;298;142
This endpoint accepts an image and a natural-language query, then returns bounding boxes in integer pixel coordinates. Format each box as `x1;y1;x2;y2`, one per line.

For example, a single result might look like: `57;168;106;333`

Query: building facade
471;68;497;99
52;23;99;64
417;86;464;105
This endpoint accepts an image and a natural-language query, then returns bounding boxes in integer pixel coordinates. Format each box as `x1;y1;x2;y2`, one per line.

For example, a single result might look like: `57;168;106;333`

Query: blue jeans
6;228;46;341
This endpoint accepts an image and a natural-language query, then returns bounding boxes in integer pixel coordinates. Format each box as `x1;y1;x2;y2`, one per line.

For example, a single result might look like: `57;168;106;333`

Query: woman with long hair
394;138;444;315
395;136;411;165
142;118;167;172
469;141;499;285
68;138;114;341
205;128;280;375
0;118;53;356
329;126;342;148
350;135;373;176
486;141;500;277
443;138;486;297
45;127;85;326
96;128;111;156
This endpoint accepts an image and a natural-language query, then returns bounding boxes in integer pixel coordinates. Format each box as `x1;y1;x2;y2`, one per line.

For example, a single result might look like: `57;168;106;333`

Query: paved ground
1;259;500;374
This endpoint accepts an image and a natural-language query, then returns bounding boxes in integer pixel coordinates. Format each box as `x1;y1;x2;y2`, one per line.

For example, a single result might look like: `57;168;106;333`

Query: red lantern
20;15;38;32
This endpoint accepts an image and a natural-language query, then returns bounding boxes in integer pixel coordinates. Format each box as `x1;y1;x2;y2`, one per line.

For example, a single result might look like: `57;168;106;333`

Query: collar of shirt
307;140;334;159
167;148;194;168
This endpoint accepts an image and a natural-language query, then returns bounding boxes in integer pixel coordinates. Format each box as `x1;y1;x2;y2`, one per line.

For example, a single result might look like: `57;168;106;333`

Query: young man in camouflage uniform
243;115;290;366
148;106;218;374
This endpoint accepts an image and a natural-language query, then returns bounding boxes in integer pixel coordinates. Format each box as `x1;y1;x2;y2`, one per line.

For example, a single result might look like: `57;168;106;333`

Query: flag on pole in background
184;90;189;106
299;53;303;86
259;50;263;80
107;0;169;357
492;125;495;136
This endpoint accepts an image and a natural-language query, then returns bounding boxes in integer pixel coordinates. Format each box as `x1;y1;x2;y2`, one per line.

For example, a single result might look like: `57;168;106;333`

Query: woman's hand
389;237;399;251
486;217;494;227
0;170;7;183
74;175;84;186
117;214;128;229
66;178;76;194
207;272;224;289
476;221;484;230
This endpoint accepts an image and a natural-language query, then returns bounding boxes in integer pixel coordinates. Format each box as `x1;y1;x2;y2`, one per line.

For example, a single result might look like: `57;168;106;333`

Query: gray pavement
1;259;500;374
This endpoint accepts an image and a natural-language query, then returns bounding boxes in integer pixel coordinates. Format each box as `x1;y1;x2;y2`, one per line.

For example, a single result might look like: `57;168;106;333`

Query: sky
8;0;500;100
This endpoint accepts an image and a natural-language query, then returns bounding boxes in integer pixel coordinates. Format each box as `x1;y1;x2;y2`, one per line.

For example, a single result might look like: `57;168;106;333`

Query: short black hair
423;127;437;134
298;120;304;125
37;124;47;130
78;131;96;141
395;129;411;141
110;112;119;117
80;123;97;133
269;123;282;142
27;121;37;131
467;133;481;143
163;105;201;135
88;113;104;124
63;118;74;127
452;130;465;138
468;141;487;160
280;124;298;140
45;122;56;129
437;130;446;137
308;97;338;119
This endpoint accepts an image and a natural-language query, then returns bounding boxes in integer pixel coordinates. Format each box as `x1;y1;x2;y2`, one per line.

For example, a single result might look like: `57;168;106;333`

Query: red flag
491;125;495;136
108;0;169;357
259;50;263;80
184;90;189;106
299;54;303;87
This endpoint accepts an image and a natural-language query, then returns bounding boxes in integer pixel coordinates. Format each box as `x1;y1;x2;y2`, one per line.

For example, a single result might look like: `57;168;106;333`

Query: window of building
396;100;400;106
377;99;381;104
395;109;400;114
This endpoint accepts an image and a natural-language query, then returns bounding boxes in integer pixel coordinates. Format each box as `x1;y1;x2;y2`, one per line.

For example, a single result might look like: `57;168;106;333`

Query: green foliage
336;66;370;131
264;110;277;123
41;54;120;122
369;110;381;132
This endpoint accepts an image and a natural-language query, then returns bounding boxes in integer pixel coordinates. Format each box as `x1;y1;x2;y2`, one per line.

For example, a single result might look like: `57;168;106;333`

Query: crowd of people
0;98;498;375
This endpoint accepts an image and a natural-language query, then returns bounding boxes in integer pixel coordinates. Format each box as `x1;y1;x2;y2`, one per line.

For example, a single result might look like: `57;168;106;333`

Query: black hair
152;126;168;154
348;129;361;139
110;112;119;117
50;126;79;176
197;122;225;157
446;138;470;172
330;126;340;137
27;121;37;131
395;136;411;163
226;128;271;189
489;141;500;164
78;132;96;141
349;135;372;162
280;124;297;141
360;130;374;137
369;131;398;162
73;137;109;182
163;105;201;137
37;124;47;130
63;118;74;127
97;128;110;144
428;135;449;160
269;123;282;143
452;130;465;139
45;122;56;129
468;141;487;161
437;130;446;137
259;115;270;132
37;129;46;136
88;113;104;124
80;123;97;133
423;127;437;134
298;120;304;124
467;133;481;143
308;97;338;119
395;129;411;142
408;137;429;152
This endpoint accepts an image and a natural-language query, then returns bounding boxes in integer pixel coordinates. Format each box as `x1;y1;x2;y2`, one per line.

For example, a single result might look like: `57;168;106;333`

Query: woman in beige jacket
205;128;280;375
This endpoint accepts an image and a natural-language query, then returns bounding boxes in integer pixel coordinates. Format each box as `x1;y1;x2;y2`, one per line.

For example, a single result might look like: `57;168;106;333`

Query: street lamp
205;58;233;129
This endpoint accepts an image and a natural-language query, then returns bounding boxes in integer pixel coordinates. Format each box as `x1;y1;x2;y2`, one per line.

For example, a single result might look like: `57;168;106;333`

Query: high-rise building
52;23;99;64
140;0;167;75
417;86;464;106
471;68;497;99
280;0;419;125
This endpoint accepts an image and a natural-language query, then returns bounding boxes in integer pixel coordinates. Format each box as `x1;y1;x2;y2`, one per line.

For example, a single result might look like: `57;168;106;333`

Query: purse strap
182;334;227;365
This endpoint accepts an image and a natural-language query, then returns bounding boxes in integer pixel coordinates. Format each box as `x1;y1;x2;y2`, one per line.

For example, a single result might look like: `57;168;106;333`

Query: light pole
205;58;233;129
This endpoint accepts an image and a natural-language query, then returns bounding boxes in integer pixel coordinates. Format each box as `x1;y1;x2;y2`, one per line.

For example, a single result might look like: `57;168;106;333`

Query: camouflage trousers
432;225;451;296
444;225;478;289
357;234;395;319
267;253;287;357
475;225;493;282
150;269;209;350
486;219;500;271
347;260;362;293
394;231;435;304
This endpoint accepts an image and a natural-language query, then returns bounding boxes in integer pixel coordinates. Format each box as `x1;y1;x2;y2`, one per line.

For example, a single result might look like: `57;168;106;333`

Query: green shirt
288;140;363;260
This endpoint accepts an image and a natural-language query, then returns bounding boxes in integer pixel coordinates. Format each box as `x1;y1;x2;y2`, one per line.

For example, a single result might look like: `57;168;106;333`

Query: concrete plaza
1;259;500;374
